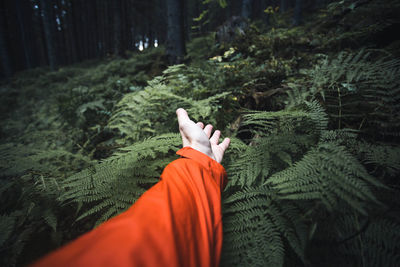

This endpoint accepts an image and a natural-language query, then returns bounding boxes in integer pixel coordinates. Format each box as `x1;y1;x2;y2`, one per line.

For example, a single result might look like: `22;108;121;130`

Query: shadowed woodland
0;0;400;266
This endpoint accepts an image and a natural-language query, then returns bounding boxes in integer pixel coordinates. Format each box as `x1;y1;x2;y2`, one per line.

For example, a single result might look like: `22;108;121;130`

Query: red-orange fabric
31;147;228;267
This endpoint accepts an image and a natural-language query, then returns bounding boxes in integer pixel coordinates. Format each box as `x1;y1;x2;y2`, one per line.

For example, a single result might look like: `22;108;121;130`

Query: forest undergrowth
1;0;399;266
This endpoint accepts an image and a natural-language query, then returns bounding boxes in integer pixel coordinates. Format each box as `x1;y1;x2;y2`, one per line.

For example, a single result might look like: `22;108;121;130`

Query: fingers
219;138;231;152
176;108;191;128
176;108;231;156
196;122;204;129
204;124;213;138
210;130;221;145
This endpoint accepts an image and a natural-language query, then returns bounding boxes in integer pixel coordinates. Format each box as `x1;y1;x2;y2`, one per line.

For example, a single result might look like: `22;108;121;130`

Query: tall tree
242;0;252;18
113;0;122;56
80;1;90;60
166;0;185;64
0;5;12;78
293;0;303;25
316;0;327;8
53;0;67;65
15;0;33;69
40;0;57;70
31;0;47;67
87;0;98;59
280;0;288;13
64;0;78;64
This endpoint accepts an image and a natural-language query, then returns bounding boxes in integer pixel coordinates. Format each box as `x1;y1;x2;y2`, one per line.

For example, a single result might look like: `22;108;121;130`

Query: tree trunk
126;0;134;52
97;0;107;57
316;0;327;8
120;0;127;54
0;7;12;78
104;1;112;56
156;0;167;46
31;1;47;67
54;0;66;65
293;0;303;26
242;0;252;19
113;0;122;56
87;0;97;59
166;0;185;64
15;0;32;69
81;2;90;60
280;0;288;13
260;0;270;26
183;0;190;41
72;1;85;61
65;0;78;63
40;0;57;70
229;1;241;17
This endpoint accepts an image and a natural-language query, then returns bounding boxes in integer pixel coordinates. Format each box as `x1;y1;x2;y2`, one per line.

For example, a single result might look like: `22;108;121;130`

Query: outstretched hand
176;108;230;163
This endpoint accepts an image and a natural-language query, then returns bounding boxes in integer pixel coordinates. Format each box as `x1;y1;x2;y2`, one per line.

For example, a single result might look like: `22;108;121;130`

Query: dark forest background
1;0;317;77
1;0;400;266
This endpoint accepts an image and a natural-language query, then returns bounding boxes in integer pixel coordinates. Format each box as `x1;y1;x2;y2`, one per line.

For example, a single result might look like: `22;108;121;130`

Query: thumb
176;108;190;128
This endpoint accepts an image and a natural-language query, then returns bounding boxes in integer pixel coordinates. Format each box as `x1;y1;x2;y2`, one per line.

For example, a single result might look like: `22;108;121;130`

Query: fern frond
227;134;313;187
266;142;384;215
356;142;400;177
241;109;310;136
222;186;306;266
108;81;228;143
0;214;15;247
309;49;400;137
60;134;181;225
0;143;92;177
333;214;400;267
241;100;328;138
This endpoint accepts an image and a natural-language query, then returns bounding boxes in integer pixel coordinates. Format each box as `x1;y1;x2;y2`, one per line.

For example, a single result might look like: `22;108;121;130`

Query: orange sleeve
31;147;228;267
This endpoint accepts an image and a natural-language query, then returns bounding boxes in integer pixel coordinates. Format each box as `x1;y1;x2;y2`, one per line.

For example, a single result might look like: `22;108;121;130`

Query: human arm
30;109;230;267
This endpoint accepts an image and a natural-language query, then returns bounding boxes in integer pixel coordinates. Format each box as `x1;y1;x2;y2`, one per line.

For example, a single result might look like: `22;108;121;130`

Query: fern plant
307;49;400;138
308;210;400;267
3;46;396;267
64;97;398;266
336;214;400;267
220;96;398;266
222;187;308;266
107;68;231;144
60;134;181;226
0;173;63;267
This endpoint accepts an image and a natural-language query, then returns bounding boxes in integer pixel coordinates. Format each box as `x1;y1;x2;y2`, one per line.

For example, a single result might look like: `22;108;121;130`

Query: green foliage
0;143;92;177
108;81;229;144
318;0;400;52
222;188;307;266
304;49;400;138
0;174;63;266
1;2;400;266
227;133;314;188
356;142;400;177
338;216;400;267
60;134;181;226
55;48;166;128
185;34;217;63
202;0;228;9
221;99;397;266
107;63;239;144
310;212;400;267
0;48;166;266
266;142;382;214
251;27;311;59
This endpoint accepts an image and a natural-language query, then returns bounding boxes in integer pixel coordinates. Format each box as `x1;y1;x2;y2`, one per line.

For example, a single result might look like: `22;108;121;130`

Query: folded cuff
176;146;228;190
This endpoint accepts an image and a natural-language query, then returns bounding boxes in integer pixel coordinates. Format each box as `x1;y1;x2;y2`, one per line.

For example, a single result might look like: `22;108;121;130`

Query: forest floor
1;0;399;266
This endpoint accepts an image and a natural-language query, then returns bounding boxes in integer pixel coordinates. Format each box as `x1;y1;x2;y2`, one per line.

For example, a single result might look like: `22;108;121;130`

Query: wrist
189;142;215;161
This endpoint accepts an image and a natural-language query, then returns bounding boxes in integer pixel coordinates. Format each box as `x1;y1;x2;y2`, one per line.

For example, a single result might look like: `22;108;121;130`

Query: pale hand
176;108;230;163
